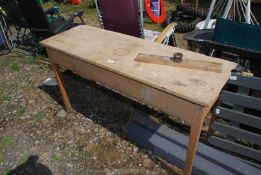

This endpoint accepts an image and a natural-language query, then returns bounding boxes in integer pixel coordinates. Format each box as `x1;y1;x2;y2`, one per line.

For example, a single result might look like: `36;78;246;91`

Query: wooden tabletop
41;25;237;107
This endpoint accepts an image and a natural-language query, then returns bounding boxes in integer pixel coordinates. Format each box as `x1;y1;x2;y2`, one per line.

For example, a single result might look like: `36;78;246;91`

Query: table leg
184;107;204;175
51;63;72;112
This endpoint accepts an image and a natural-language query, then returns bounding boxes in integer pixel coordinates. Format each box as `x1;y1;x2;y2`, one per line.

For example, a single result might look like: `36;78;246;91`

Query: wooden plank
128;115;261;175
229;73;261;91
40;25;237;107
126;122;236;175
131;115;261;174
46;48;201;124
220;91;261;111
211;122;261;145
228;86;250;139
215;107;261;129
155;22;176;43
209;136;261;161
241;159;261;170
135;53;223;73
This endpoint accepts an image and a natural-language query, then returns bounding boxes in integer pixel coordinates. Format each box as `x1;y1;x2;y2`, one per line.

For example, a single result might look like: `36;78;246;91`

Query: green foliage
0;134;15;149
0;153;5;163
52;154;61;161
20;152;29;162
1;93;11;103
16;108;26;116
1;58;20;72
3;169;12;175
33;111;46;123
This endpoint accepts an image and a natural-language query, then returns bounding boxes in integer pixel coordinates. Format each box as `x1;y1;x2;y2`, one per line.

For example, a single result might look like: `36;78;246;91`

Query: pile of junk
165;0;261;77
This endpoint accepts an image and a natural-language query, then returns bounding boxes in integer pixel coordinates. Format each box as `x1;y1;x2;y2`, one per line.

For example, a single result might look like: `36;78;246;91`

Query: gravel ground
0;52;184;175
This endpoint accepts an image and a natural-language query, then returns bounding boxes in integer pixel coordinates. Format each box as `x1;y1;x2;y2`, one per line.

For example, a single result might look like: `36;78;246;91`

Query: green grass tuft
0;134;15;150
52;154;61;161
25;55;37;65
0;153;5;163
20;152;29;162
1;58;20;72
33;111;46;123
1;93;11;103
16;108;26;116
3;169;12;175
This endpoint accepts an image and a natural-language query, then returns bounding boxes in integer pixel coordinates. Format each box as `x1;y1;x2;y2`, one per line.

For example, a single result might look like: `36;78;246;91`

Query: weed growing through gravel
52;154;61;161
63;147;71;157
0;93;11;103
1;58;20;72
0;134;15;149
20;151;29;162
3;169;12;175
25;55;37;65
2;95;11;102
33;111;46;123
0;153;5;163
16;108;26;116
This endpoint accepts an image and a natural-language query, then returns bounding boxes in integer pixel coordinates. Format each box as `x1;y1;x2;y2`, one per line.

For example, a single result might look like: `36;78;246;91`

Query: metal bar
246;0;251;24
139;0;145;38
223;0;234;18
94;0;104;29
204;0;216;29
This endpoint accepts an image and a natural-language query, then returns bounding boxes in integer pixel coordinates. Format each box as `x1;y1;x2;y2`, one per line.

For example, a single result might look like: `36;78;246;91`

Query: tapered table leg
184;107;204;175
51;63;72;112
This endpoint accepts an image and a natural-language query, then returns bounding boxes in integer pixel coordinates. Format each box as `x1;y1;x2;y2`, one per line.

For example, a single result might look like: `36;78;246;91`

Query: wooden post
183;106;204;175
51;63;72;112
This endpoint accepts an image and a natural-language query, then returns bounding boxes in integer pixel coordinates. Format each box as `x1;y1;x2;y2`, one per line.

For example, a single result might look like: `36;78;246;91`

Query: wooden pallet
209;73;261;168
125;114;261;175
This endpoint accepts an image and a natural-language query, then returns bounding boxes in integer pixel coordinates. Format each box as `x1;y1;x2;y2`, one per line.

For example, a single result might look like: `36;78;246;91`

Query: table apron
47;48;205;124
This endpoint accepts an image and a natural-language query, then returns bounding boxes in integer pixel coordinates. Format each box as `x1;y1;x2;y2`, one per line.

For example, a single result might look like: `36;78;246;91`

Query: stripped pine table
41;25;237;175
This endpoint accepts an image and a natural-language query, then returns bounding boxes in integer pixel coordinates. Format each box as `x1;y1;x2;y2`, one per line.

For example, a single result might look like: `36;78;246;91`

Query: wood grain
41;25;236;107
135;53;223;73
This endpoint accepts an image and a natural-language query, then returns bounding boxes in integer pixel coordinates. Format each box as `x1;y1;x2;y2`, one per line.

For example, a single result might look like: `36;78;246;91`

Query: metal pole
139;0;145;38
223;0;234;18
246;0;251;24
94;0;104;29
203;0;217;29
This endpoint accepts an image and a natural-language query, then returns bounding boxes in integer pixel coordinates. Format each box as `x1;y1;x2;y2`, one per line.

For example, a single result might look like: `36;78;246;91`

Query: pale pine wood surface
135;53;223;73
41;25;237;107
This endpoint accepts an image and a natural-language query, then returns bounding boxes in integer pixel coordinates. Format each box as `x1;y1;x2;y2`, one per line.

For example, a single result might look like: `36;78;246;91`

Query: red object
71;0;81;5
145;0;166;24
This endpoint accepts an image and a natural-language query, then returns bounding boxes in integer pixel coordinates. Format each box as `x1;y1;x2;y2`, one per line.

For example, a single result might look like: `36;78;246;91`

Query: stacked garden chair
0;0;29;47
0;7;13;55
17;0;85;41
